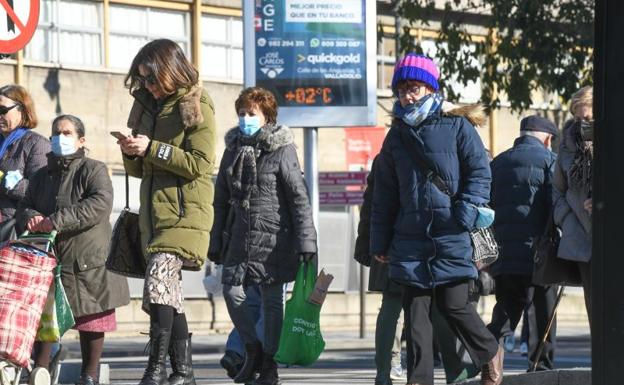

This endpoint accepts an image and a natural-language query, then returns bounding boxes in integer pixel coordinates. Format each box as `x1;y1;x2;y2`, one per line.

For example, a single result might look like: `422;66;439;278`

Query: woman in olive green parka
117;39;216;385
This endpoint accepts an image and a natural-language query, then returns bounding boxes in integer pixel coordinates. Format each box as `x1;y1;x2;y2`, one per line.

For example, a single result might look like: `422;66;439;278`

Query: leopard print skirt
142;252;184;314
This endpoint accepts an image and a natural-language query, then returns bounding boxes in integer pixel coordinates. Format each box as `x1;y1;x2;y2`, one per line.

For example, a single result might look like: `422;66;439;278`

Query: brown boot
481;346;504;385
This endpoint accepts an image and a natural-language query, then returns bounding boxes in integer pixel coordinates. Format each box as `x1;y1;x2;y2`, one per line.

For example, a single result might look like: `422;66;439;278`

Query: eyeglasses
136;73;157;86
0;104;18;116
397;84;425;97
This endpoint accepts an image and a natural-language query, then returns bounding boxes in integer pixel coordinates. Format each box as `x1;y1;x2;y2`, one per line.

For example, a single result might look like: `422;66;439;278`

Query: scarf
225;124;295;210
568;120;593;191
392;93;444;127
226;131;267;210
0;128;27;159
228;146;258;210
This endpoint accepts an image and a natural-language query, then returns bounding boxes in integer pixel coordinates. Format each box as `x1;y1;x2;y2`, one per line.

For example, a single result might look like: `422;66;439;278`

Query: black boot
233;342;263;384
254;354;280;385
168;333;196;385
138;329;171;385
220;350;244;379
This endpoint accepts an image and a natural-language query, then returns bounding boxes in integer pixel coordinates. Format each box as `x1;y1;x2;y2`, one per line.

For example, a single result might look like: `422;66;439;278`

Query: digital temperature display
245;0;377;126
284;87;333;105
262;79;368;107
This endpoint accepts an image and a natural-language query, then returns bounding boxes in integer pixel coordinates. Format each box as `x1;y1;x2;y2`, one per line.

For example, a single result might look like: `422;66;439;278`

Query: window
201;15;243;81
25;0;103;66
109;5;190;70
377;34;397;92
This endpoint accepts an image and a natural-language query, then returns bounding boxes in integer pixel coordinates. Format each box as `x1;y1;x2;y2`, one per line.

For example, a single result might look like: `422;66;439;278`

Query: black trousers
487;274;558;371
403;280;499;385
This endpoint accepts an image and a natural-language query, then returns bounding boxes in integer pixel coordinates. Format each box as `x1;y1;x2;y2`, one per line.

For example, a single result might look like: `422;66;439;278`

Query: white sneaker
520;342;528;356
503;334;516;353
389;365;405;380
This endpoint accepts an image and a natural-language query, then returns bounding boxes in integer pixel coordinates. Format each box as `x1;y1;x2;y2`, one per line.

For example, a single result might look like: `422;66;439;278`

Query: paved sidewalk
59;324;590;359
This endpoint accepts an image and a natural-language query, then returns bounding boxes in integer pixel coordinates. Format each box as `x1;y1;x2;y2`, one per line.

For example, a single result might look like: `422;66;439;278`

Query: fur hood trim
442;102;487;128
178;86;204;127
127;85;204;130
225;125;294;152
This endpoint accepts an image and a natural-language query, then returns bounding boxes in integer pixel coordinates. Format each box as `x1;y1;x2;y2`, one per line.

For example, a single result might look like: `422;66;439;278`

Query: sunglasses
0;104;18;116
136;73;157;86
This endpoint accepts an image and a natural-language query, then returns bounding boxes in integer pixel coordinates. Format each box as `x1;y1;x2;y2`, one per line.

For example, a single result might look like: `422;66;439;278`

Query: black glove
207;253;221;265
299;253;316;262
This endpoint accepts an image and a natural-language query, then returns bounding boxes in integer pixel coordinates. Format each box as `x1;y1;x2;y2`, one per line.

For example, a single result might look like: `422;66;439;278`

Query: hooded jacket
370;103;491;289
123;86;216;269
208;125;317;286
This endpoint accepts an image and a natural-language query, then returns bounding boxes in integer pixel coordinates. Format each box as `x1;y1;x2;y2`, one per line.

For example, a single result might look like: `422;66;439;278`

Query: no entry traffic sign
0;0;39;54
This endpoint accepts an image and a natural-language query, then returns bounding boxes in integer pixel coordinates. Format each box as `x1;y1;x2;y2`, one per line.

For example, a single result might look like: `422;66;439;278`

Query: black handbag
532;212;581;286
398;126;499;270
106;173;146;279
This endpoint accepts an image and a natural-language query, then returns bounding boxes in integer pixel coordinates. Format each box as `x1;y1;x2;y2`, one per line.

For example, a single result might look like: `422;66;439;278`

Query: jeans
224;282;284;355
225;285;264;357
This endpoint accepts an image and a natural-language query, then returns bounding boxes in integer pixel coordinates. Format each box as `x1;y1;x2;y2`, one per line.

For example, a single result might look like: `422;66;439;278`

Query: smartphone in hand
110;131;128;140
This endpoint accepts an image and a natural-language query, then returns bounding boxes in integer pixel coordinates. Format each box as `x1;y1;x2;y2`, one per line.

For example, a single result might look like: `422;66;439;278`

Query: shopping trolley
0;232;57;385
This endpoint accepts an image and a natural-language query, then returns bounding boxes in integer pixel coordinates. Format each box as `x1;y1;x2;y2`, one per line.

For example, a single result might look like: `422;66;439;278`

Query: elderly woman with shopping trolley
16;114;130;385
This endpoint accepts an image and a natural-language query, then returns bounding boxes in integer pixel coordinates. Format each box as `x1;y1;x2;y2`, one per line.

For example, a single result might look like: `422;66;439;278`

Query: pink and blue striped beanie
391;53;440;94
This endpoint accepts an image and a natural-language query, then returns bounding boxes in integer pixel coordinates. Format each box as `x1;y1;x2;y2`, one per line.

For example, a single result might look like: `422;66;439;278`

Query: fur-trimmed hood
442;101;487;128
127;85;205;130
224;124;294;153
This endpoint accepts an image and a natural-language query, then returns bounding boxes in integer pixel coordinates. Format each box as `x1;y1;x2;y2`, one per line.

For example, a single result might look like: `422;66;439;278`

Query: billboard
243;0;377;127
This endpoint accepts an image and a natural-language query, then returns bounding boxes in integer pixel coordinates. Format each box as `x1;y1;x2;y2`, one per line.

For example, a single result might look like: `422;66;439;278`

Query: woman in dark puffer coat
209;87;317;385
369;53;502;385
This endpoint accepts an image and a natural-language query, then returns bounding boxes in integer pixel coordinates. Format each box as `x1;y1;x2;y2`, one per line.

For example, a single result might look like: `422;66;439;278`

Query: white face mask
50;134;77;156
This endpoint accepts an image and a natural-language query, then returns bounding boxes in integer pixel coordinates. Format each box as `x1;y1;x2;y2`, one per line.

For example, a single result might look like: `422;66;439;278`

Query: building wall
0;63;569;174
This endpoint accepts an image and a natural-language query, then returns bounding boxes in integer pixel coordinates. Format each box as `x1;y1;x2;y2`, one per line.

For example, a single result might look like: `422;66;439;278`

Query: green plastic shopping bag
36;265;75;342
275;261;325;366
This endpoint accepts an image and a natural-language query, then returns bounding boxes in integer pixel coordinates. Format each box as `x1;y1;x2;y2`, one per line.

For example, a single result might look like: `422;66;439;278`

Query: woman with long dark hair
116;39;217;385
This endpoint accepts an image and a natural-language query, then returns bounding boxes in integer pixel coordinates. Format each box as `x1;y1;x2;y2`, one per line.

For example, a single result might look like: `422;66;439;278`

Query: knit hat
520;115;558;137
391;53;440;95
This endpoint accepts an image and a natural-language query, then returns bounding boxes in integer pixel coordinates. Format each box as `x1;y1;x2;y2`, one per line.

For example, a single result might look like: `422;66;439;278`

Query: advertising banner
244;0;377;127
344;126;385;171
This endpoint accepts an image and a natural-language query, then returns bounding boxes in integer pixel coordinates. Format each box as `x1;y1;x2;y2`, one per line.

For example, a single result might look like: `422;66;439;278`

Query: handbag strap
125;172;130;210
398;127;454;197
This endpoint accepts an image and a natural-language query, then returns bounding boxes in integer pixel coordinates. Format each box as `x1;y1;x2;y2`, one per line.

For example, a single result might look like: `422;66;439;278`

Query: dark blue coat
370;108;491;289
489;135;556;277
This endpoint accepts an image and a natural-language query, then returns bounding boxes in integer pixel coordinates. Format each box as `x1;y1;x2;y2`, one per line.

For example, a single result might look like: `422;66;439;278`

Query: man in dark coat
486;115;559;371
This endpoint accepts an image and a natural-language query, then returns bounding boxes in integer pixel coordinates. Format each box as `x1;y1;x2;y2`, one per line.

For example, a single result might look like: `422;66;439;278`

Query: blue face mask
239;116;262;136
51;134;77;156
475;206;496;229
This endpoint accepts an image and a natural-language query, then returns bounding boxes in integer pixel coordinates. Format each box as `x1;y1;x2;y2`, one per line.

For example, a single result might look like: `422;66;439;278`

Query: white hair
520;130;551;142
